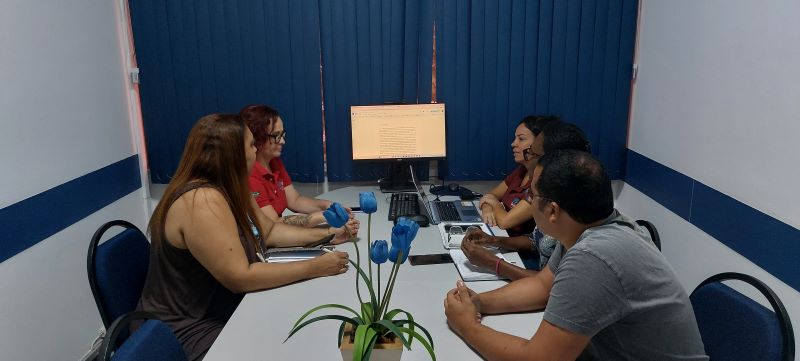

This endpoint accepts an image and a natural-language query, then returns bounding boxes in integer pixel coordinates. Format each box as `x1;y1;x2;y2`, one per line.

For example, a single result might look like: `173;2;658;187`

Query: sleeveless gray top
136;182;261;361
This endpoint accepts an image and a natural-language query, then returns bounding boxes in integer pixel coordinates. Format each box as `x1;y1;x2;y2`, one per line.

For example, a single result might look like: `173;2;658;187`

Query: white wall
624;0;800;353
0;0;146;360
629;0;800;229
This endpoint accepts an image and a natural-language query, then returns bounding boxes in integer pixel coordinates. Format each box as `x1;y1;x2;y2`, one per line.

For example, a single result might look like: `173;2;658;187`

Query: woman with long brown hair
136;114;351;360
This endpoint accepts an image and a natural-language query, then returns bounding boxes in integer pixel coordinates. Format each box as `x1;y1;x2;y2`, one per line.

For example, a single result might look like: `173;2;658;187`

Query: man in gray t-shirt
545;210;705;360
444;150;708;361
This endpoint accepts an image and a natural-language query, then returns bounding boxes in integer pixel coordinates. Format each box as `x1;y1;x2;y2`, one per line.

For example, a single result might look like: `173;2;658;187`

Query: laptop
409;166;482;224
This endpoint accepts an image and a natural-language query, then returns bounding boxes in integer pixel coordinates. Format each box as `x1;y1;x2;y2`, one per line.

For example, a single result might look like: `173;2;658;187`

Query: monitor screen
350;103;446;160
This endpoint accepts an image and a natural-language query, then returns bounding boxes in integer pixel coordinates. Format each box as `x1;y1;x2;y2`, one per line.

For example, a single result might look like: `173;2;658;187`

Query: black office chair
98;311;186;361
87;220;150;328
635;219;661;251
690;272;794;361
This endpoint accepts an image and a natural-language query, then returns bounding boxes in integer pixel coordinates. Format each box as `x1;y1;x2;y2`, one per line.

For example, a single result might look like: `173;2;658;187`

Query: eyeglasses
447;225;480;245
267;130;287;143
448;225;480;236
524;189;553;204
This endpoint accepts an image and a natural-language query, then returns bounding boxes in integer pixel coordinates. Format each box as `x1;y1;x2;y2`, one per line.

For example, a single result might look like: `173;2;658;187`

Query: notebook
410;166;482;224
263;246;334;263
449;249;508;281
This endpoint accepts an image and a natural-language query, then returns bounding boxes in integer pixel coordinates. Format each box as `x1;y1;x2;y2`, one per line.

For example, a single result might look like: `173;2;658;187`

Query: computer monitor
350;103;446;192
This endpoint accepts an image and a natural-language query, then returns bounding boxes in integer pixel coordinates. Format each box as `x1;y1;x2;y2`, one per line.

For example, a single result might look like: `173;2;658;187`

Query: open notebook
263;246;335;263
449;250;507;281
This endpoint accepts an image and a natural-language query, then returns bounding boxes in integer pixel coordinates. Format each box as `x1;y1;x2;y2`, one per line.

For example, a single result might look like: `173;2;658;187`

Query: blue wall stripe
0;156;142;263
625;149;800;291
624;149;694;220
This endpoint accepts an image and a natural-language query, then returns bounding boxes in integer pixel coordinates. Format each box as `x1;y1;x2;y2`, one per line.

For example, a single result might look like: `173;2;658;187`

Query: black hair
541;122;591;153
518;115;561;136
534;150;613;224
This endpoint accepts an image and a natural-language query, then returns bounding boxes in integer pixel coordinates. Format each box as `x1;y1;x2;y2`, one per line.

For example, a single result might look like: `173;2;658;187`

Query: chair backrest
635;219;661;251
87;220;151;328
99;311;187;361
690;272;794;361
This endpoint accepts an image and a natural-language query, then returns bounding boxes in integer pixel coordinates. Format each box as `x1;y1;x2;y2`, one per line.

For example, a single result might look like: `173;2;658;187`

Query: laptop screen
409;165;432;209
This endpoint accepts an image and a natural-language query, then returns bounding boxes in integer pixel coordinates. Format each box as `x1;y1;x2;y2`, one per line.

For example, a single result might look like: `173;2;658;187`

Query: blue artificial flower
323;202;349;228
392;217;420;246
389;217;420;263
370;240;389;264
359;192;378;214
388;245;408;264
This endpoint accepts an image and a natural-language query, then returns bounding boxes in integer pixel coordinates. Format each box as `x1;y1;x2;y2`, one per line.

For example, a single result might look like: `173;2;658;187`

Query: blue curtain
129;0;325;183
130;0;636;183
319;0;434;182
434;0;638;180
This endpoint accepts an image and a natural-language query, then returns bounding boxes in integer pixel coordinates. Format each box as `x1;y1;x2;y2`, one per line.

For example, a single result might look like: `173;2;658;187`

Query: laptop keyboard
434;202;461;221
388;193;421;221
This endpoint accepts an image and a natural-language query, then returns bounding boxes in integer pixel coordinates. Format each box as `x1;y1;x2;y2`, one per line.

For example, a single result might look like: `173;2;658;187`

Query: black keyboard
434;201;461;221
388;193;421;221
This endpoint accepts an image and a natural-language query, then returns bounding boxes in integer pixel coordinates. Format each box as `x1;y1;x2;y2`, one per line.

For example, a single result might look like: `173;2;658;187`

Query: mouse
447;183;460;192
408;214;430;227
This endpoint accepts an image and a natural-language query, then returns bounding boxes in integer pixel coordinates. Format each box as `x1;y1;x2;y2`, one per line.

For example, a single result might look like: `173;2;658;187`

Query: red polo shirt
501;165;536;236
248;158;293;216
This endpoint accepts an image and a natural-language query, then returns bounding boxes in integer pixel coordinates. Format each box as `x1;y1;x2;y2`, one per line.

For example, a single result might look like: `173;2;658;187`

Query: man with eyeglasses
461;122;592;279
445;150;708;361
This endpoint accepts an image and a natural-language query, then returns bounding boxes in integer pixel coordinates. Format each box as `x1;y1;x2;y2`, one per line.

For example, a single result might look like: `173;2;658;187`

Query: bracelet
494;258;504;276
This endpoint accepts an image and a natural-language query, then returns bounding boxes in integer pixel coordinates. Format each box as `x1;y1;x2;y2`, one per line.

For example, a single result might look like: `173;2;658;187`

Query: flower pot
340;324;403;361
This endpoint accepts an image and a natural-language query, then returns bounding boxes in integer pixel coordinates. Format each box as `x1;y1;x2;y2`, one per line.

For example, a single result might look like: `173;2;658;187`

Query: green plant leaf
361;334;379;361
398;327;436;361
353;324;378;361
285;315;359;343
383;308;410;321
393;319;435;350
373;320;411;349
349;259;378;321
360;302;374;324
383;309;415;345
377;258;402;317
290;303;362;330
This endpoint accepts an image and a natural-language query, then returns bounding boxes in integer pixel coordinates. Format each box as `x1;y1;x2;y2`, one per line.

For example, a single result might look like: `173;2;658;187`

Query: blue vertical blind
319;0;434;181
129;0;325;183
434;0;638;180
129;0;636;183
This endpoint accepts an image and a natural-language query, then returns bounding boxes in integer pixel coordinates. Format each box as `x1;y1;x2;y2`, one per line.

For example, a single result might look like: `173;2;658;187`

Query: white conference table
205;186;542;360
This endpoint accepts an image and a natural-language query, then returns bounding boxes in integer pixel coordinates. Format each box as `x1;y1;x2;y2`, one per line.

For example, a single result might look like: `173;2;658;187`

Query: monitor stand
378;162;416;193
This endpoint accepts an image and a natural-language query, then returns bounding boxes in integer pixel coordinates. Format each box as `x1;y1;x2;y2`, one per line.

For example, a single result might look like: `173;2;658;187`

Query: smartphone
350;206;362;212
409;253;453;266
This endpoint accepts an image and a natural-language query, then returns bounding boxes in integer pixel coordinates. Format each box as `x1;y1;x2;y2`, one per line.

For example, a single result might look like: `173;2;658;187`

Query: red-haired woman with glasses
240;104;358;235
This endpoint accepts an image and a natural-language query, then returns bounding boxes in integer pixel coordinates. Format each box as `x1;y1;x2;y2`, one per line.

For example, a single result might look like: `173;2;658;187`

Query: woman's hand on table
313;250;349;276
330;218;360;244
480;204;497;226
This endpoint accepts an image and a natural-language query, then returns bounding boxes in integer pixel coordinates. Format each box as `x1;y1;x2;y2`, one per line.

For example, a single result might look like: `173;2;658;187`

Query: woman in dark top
465;121;592;277
137;114;353;360
478;115;560;236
